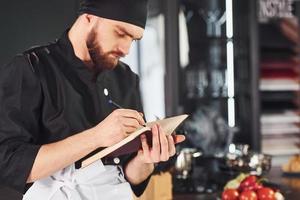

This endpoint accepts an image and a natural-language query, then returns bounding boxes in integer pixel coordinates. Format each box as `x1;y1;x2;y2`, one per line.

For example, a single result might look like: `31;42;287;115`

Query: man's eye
117;31;126;37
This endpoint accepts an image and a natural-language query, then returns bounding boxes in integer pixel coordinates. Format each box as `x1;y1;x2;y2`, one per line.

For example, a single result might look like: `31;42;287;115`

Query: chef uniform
0;0;150;199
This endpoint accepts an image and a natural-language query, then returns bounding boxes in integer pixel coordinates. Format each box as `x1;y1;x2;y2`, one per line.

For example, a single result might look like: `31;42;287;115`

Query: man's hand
137;124;185;164
124;124;185;185
28;108;144;183
93;109;145;147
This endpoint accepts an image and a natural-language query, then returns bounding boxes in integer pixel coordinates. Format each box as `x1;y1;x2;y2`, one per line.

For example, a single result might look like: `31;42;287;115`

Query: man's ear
84;14;93;23
84;14;102;27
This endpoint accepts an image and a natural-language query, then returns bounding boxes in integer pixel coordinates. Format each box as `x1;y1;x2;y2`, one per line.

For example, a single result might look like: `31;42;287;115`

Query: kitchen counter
173;167;300;200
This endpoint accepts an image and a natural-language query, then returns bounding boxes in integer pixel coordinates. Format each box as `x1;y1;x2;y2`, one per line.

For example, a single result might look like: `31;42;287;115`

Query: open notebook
81;114;188;168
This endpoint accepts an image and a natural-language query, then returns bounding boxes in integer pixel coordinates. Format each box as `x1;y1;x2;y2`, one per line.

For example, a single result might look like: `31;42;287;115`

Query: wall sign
259;0;294;22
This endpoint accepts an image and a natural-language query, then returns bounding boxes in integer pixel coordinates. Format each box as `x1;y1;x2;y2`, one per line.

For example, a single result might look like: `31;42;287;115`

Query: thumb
174;135;186;144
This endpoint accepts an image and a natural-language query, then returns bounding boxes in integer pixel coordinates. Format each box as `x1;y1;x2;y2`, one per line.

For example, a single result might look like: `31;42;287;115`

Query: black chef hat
78;0;148;29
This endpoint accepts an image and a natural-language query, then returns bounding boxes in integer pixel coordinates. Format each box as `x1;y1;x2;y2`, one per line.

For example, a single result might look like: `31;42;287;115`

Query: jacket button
114;157;120;164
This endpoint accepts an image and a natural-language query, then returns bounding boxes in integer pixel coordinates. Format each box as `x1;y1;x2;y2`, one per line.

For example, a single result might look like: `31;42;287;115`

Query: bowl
221;152;272;176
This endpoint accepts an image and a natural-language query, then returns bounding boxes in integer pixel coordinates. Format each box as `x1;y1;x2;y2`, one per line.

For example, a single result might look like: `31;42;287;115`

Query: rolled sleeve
0;55;42;193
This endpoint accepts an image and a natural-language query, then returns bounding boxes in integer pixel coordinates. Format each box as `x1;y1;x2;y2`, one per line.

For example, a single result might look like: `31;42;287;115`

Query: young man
0;0;185;199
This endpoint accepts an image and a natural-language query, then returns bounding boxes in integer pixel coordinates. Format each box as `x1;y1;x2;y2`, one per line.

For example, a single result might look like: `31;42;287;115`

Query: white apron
23;160;133;200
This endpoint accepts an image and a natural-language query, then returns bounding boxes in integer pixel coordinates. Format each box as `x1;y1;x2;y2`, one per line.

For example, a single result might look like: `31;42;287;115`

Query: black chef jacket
0;30;149;196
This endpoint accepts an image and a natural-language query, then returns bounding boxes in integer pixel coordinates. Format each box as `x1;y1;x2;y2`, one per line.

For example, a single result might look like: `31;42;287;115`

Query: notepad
81;114;188;168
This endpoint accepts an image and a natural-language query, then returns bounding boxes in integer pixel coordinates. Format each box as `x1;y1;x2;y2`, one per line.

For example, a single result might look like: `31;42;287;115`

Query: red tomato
222;189;239;200
257;187;275;200
243;182;263;192
239;175;258;191
239;190;258;200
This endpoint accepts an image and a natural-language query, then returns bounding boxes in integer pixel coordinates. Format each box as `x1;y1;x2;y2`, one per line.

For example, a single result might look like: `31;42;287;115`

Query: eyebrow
116;25;142;40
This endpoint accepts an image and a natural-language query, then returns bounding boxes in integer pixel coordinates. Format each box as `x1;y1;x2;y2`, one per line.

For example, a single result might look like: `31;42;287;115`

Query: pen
104;89;122;109
108;99;123;109
108;99;146;127
104;88;146;127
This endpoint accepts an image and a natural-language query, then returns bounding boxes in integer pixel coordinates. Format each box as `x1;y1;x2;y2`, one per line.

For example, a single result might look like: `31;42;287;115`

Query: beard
86;30;120;75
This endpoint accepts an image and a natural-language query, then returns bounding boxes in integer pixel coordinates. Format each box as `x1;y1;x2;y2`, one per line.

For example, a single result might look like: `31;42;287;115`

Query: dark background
0;0;79;67
0;1;79;199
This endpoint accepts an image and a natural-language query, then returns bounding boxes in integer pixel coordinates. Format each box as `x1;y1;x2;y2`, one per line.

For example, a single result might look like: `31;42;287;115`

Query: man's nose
117;39;132;56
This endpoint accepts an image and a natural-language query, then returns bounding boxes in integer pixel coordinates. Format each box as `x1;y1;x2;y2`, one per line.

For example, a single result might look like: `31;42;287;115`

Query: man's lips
110;52;124;59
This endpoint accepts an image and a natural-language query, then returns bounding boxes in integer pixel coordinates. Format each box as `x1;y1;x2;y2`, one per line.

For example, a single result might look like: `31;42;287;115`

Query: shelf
259;17;300;161
185;96;230;101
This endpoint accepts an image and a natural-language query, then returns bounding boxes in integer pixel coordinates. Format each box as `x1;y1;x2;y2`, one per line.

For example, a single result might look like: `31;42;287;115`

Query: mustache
87;44;120;71
110;51;125;58
88;46;124;59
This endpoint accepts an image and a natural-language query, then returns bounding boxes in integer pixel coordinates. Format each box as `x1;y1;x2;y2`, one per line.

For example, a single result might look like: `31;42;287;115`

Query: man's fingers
124;126;137;134
158;125;169;161
141;134;150;152
139;112;144;117
140;134;150;157
116;109;145;125
167;135;176;157
121;117;141;129
151;124;160;162
174;135;186;144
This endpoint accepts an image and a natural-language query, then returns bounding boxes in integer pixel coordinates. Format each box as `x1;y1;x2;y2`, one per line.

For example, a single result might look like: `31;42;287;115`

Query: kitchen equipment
174;148;202;179
221;144;272;175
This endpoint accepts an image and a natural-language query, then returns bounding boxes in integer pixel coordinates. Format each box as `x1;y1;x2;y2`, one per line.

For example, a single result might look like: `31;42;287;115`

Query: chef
0;0;185;199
